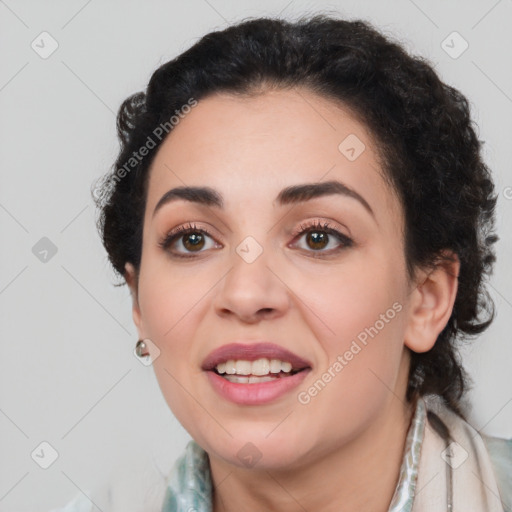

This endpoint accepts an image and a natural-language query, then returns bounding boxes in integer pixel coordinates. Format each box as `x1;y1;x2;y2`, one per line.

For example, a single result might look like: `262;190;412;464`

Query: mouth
202;342;312;405
212;358;307;383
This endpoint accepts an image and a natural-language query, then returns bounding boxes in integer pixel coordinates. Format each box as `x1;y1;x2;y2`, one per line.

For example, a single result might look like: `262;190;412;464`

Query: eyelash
158;220;353;259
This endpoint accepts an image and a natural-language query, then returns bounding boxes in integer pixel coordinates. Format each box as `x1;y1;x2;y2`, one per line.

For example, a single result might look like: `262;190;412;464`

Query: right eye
158;222;221;259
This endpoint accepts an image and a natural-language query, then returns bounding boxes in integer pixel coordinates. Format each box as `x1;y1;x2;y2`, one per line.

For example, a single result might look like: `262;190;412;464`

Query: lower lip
205;369;311;405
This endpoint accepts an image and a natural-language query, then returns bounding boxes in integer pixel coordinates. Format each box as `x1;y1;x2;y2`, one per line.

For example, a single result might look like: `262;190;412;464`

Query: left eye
291;221;353;255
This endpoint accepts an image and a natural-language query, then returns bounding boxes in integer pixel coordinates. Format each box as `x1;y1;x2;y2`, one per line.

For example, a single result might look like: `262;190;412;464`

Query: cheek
295;275;407;440
137;256;217;386
137;266;210;422
297;251;404;342
139;274;205;351
297;249;407;394
138;242;211;332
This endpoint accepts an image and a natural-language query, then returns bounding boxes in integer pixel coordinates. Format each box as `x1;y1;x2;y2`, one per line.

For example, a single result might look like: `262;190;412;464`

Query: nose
213;244;290;324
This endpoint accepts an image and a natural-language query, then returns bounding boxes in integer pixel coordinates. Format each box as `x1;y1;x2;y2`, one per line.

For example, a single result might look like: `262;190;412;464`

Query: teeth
269;359;282;373
215;358;295;376
252;358;270;376
225;360;237;375
281;361;292;373
223;374;278;384
235;360;252;375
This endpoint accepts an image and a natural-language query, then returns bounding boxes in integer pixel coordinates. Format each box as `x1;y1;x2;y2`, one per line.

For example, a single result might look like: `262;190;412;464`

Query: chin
201;430;312;470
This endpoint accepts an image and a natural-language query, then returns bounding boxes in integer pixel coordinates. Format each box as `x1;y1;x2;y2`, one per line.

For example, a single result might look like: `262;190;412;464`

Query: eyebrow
152;180;374;218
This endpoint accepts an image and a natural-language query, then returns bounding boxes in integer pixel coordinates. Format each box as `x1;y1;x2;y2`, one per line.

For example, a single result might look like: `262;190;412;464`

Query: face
127;87;418;470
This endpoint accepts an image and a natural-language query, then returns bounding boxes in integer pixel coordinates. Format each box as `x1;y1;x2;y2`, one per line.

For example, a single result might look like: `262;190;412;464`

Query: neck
209;396;417;512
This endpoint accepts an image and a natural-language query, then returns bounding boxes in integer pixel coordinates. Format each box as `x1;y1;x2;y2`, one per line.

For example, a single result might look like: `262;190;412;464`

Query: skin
124;87;459;512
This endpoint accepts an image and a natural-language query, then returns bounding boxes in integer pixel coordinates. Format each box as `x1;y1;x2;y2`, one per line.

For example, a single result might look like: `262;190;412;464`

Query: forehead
144;88;401;221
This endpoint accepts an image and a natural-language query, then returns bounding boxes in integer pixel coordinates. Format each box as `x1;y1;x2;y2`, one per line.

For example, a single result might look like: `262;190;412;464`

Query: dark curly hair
92;14;498;420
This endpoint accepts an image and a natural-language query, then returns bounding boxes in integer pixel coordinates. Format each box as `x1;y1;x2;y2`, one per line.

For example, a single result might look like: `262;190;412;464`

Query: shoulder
422;395;512;508
424;396;512;509
481;433;512;510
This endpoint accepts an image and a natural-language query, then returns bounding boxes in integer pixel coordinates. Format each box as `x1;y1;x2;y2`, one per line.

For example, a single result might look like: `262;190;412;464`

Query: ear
404;252;460;353
124;262;144;338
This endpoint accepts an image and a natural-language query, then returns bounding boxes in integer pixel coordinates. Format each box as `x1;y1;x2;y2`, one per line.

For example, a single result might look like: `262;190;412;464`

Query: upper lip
201;342;312;371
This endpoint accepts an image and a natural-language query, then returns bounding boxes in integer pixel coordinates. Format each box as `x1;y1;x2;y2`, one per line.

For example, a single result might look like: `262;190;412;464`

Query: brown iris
306;231;328;250
182;232;205;252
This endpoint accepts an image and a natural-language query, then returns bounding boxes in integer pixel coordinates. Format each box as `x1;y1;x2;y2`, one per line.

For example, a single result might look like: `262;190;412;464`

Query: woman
55;14;511;512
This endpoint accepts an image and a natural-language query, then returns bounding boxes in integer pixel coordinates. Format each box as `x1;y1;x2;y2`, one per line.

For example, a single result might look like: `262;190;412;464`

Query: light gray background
1;0;511;510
